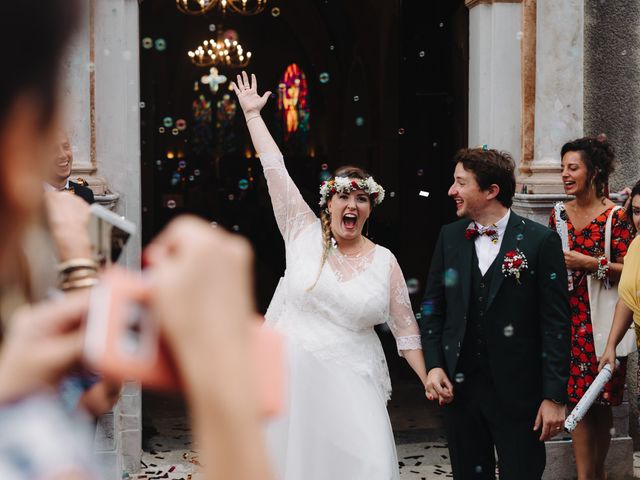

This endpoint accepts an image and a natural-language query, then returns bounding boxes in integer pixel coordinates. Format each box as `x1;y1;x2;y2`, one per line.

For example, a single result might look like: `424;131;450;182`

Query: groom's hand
425;368;454;405
533;399;565;441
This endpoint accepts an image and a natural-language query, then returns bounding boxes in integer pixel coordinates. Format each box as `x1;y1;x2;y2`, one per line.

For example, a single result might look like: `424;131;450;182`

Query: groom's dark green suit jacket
421;212;571;417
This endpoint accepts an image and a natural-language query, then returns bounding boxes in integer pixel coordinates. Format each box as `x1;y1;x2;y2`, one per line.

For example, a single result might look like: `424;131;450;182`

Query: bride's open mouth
342;213;358;231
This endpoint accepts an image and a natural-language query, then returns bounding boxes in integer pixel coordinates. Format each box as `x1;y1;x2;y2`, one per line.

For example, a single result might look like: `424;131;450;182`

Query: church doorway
139;0;468;449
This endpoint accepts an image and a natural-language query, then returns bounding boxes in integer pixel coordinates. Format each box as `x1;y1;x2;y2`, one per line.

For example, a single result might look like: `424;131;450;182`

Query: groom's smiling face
448;162;491;220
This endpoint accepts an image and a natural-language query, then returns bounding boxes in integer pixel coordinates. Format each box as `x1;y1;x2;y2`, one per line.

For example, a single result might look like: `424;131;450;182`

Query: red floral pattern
549;205;634;405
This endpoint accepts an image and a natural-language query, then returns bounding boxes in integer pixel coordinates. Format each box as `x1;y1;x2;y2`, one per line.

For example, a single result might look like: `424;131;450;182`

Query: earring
325;208;330;215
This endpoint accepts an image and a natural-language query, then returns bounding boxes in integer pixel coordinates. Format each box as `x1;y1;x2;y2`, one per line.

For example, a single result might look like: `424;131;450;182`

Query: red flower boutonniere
501;249;528;284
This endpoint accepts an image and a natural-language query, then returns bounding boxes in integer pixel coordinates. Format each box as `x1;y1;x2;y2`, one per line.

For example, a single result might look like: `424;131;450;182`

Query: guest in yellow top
600;181;640;371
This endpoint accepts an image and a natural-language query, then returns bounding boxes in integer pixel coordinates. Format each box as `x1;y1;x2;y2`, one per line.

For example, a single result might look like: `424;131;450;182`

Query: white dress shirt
43;180;70;192
474;209;511;276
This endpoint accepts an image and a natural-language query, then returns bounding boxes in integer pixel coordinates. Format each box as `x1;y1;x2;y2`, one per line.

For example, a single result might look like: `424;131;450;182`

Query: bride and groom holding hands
232;71;570;480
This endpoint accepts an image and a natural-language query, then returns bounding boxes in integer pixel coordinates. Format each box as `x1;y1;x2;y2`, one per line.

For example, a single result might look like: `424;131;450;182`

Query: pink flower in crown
501;249;528;284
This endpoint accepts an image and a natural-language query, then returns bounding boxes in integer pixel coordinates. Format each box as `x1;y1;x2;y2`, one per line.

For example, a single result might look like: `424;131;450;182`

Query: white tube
564;360;618;432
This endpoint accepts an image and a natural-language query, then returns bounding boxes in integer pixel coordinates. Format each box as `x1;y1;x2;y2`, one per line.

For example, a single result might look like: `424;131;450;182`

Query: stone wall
584;0;640;191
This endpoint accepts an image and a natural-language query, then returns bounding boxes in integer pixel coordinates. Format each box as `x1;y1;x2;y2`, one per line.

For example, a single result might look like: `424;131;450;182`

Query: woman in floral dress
549;135;633;480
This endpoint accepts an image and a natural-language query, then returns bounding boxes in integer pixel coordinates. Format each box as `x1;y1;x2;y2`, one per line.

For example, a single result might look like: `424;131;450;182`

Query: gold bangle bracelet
58;258;98;274
62;268;98;282
61;277;99;291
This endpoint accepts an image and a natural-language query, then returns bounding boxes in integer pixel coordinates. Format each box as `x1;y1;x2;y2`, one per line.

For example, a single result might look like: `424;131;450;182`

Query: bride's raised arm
232;71;317;244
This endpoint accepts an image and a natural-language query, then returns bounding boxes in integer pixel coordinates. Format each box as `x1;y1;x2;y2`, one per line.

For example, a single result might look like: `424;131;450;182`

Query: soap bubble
319;170;332;182
158;127;165;133
163;117;174;128
166;199;176;209
172;128;179;135
455;373;465;383
417;169;424;176
421;300;434;316
550;272;557;280
238;179;249;190
389;191;396;198
319;72;330;84
232;225;240;232
209;24;216;32
407;278;420;295
142;37;153;49
516;233;524;241
444;268;459;287
398;128;405;135
353;95;360;102
419;51;425;58
194;169;201;176
504;324;514;337
154;38;167;51
176;119;187;130
178;160;187;169
271;7;280;17
321;163;329;171
355;116;364;127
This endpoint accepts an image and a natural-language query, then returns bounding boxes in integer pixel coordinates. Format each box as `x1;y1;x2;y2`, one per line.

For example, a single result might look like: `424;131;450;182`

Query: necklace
336;235;367;258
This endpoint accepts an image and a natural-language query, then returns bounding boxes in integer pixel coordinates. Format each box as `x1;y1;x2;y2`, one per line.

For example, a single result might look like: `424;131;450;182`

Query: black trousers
443;371;545;480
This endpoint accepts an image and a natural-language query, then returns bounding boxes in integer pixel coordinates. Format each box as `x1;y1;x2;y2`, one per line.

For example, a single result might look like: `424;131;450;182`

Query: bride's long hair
307;165;372;291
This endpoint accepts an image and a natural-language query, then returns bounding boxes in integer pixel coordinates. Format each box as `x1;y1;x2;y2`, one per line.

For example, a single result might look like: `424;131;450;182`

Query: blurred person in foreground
0;1;272;479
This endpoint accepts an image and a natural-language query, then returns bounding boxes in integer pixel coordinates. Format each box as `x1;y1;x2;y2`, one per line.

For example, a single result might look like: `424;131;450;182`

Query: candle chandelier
175;0;267;16
188;30;252;68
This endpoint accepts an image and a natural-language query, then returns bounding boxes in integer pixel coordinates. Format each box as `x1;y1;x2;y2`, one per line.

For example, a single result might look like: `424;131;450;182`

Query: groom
421;147;570;479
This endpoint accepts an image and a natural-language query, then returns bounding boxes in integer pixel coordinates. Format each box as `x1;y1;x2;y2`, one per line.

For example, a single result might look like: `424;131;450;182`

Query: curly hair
561;134;615;199
453;148;516;208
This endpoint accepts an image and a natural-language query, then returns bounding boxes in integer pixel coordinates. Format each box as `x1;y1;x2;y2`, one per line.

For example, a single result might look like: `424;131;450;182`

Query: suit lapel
457;224;474;313
486;212;525;311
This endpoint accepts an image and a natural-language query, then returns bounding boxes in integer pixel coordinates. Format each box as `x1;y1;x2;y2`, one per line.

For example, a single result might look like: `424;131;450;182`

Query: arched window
277;63;310;141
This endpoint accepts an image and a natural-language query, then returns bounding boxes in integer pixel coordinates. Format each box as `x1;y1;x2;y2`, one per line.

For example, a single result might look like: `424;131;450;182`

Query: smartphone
84;268;285;418
88;204;136;266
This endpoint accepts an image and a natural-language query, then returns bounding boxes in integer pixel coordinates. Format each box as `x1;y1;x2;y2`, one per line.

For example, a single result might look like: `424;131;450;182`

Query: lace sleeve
259;152;318;243
388;254;422;356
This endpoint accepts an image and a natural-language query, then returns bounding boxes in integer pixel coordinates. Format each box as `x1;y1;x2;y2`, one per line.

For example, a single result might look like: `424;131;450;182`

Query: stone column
512;0;583;224
63;0;143;476
466;0;522;158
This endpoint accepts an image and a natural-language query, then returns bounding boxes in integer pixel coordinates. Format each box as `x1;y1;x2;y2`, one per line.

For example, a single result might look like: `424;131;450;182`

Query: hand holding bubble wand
564;360;619;432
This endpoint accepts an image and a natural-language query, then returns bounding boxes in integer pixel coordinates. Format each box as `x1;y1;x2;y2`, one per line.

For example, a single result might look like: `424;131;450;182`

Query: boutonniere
501;249;528;284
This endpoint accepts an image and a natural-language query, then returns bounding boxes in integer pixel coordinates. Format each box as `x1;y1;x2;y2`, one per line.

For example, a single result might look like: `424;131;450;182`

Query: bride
232;72;428;480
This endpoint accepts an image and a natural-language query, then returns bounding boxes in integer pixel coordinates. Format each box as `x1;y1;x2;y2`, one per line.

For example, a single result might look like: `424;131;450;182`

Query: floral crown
319;176;386;207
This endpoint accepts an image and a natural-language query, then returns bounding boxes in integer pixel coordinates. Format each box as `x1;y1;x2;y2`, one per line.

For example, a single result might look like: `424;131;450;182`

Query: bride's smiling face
327;188;371;241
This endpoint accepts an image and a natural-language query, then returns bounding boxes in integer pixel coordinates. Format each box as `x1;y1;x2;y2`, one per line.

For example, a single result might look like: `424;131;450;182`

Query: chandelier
188;30;252;68
175;0;267;16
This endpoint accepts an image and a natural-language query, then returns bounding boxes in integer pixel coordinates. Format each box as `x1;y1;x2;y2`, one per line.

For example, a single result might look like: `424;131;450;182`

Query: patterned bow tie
465;223;499;243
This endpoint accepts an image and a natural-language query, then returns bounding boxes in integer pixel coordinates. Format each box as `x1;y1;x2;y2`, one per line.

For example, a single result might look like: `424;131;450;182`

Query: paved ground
130;382;640;480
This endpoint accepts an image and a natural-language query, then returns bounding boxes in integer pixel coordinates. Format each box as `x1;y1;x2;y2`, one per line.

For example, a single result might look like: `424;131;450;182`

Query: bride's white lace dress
261;152;422;480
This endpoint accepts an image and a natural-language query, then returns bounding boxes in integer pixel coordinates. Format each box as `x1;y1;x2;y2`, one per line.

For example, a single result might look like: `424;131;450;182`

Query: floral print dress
549;204;634;406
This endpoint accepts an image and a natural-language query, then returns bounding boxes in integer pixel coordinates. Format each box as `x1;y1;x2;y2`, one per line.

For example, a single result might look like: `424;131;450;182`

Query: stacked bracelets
592;255;610;281
58;258;99;291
